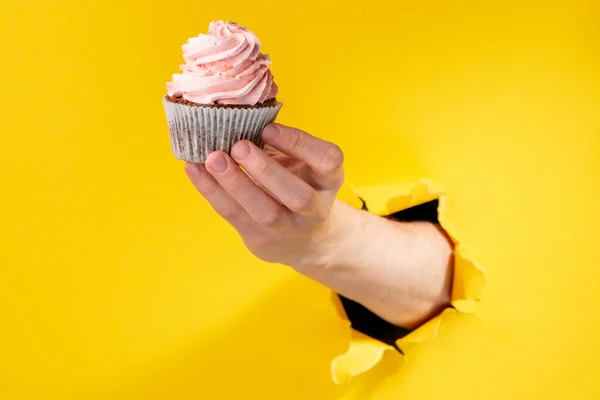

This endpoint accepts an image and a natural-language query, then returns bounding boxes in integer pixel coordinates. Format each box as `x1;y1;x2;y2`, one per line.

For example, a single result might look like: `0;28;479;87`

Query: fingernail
207;153;227;173
262;124;279;142
231;141;251;160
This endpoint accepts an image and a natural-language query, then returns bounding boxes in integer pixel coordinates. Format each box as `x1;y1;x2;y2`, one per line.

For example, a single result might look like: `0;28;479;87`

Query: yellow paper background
1;0;599;399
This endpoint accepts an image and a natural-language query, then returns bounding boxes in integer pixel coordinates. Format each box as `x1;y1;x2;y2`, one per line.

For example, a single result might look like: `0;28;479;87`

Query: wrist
291;199;365;272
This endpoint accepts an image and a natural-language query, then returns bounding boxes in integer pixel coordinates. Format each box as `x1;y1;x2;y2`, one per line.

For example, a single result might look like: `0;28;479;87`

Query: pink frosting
166;21;278;105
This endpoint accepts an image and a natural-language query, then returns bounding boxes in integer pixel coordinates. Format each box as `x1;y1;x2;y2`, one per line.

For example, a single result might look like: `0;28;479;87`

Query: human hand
185;124;454;327
184;123;346;268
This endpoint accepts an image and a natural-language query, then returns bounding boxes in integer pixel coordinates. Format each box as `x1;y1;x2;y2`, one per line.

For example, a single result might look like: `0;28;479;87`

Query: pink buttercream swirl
166;21;278;105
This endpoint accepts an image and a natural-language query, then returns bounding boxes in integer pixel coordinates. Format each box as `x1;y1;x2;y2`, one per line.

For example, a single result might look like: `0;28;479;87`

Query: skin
185;123;454;329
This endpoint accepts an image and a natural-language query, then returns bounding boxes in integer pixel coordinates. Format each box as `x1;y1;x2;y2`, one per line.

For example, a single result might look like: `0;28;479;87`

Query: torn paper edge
330;179;488;384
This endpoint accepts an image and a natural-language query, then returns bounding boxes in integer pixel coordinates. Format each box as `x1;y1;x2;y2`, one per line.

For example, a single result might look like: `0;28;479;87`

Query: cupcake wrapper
163;98;283;163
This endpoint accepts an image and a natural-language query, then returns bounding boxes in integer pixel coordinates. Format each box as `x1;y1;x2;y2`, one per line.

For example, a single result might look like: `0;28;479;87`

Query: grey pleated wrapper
163;98;283;163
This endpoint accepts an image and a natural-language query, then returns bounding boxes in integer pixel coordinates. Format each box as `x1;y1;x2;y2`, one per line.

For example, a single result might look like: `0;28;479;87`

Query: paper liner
162;98;283;163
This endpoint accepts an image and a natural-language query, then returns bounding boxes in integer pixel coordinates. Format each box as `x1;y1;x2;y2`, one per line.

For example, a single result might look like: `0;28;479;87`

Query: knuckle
289;188;316;213
329;169;346;189
252;159;271;179
216;204;240;220
259;206;286;228
223;171;245;193
285;130;302;150
198;178;220;198
321;144;344;172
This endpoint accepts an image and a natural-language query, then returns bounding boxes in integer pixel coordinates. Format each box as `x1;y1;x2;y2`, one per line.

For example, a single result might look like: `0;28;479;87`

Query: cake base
162;97;283;163
164;95;278;109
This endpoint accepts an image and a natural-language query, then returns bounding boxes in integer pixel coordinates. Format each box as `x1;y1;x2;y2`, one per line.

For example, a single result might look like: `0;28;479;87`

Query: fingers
261;123;344;187
231;141;318;215
203;152;291;229
184;163;259;236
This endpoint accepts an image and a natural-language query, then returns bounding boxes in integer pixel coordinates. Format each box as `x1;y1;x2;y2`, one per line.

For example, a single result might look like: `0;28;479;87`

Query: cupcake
163;21;282;163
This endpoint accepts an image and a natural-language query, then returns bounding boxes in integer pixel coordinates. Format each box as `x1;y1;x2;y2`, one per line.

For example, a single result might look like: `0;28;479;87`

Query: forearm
185;120;453;328
292;200;454;329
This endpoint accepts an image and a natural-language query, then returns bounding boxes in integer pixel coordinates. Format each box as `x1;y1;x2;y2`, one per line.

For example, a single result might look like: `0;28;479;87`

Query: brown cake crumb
164;95;278;109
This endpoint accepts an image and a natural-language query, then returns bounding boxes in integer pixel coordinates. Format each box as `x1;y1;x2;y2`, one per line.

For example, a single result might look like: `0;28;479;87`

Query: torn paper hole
331;329;396;385
330;179;488;384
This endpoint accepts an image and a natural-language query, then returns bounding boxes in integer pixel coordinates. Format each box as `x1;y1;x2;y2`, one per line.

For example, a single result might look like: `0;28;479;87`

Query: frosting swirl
166;21;278;105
